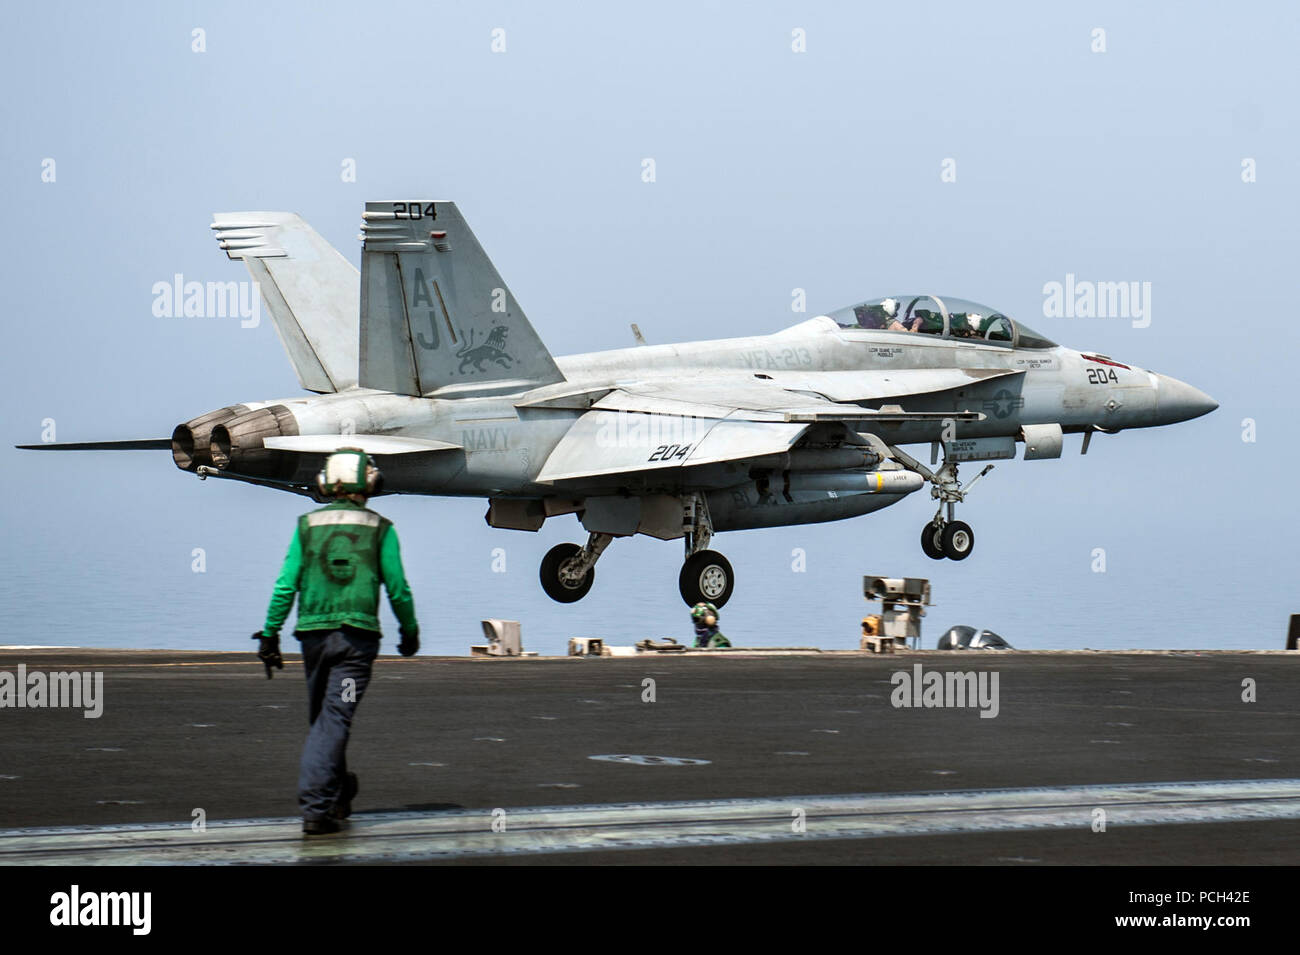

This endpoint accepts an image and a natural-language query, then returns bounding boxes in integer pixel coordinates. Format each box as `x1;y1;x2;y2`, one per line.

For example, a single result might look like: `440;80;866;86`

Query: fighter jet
18;200;1217;607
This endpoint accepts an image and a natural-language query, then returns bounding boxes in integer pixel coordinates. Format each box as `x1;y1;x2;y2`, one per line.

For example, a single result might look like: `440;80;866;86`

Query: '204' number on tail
393;202;437;220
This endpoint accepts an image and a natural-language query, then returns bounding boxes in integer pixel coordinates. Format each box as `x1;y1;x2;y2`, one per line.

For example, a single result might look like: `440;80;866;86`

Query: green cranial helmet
317;448;381;497
691;602;719;622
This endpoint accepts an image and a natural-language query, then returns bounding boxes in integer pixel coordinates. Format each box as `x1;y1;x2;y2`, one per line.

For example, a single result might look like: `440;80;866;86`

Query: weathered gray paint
36;201;1217;552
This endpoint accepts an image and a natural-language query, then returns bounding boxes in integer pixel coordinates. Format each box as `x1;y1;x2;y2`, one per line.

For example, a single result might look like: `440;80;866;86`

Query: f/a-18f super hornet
19;200;1217;607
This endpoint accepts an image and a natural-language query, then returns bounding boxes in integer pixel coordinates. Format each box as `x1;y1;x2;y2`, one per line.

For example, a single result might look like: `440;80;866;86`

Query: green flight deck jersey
262;499;418;638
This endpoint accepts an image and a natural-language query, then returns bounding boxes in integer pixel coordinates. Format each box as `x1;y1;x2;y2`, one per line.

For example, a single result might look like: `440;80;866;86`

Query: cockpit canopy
827;295;1057;349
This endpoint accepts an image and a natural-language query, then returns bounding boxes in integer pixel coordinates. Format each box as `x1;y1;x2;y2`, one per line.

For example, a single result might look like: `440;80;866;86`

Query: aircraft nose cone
1155;373;1218;423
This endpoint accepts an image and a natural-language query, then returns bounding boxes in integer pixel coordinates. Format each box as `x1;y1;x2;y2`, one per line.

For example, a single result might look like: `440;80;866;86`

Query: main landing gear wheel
679;550;734;608
921;522;945;560
941;520;974;561
540;542;595;603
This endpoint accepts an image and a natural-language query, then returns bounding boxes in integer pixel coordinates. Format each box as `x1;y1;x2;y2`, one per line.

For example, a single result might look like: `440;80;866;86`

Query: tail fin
212;212;359;393
358;200;564;396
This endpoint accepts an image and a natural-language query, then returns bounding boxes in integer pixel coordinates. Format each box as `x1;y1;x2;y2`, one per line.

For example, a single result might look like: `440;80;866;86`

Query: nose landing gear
941;520;975;560
917;459;991;560
920;520;945;559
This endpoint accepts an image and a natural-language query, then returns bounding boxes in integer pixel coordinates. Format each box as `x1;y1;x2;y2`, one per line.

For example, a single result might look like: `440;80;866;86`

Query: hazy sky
3;2;1296;654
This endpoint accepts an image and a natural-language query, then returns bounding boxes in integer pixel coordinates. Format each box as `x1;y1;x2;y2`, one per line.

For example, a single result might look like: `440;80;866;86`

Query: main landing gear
539;532;611;603
678;493;733;607
538;493;735;607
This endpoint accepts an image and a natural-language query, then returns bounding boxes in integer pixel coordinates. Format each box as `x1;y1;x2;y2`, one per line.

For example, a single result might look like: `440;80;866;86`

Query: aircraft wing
588;385;980;424
522;368;1018;419
532;374;988;484
753;367;1022;403
535;411;808;484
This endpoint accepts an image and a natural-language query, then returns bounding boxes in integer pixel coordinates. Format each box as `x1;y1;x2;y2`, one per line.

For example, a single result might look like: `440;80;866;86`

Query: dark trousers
297;627;380;820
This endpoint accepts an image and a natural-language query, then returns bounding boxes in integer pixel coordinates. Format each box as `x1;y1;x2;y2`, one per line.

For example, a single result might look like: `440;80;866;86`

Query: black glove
253;631;283;679
398;626;420;657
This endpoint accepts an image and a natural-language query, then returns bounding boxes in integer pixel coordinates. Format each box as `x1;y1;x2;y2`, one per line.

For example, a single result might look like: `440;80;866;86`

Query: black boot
303;816;341;835
331;772;359;820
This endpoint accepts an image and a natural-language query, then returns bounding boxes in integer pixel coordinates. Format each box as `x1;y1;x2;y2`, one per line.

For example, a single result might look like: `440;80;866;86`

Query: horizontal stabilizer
262;435;462;455
15;439;170;451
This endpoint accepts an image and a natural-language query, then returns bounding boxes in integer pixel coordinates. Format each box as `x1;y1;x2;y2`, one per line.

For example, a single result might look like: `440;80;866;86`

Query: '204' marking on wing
648;444;692;462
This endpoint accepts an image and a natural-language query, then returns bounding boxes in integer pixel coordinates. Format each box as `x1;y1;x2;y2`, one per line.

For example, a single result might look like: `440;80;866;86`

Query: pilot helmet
880;298;899;318
316;448;383;497
965;312;984;333
691;602;719;623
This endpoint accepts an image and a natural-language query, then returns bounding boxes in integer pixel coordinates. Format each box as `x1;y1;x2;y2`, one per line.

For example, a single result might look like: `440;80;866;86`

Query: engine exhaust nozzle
171;405;246;471
209;405;299;478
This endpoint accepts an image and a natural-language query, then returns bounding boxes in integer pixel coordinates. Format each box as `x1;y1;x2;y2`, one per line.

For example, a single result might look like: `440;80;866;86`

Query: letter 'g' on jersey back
359;201;565;396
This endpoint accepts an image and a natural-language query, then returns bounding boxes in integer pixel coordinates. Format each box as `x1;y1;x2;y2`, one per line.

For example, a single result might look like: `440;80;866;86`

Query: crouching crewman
690;602;731;649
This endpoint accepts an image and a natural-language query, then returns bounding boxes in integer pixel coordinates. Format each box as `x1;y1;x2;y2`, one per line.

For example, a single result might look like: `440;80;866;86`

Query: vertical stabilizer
211;212;359;393
358;200;564;397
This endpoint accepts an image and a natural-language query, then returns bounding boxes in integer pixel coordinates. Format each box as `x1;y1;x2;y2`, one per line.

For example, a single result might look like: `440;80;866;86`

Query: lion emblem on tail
456;325;515;373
